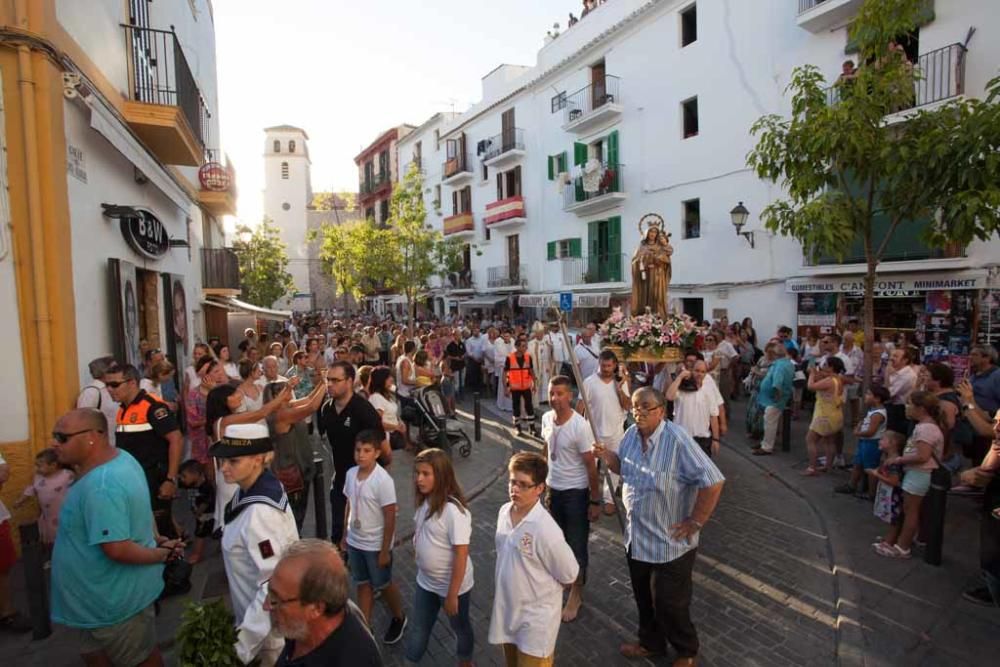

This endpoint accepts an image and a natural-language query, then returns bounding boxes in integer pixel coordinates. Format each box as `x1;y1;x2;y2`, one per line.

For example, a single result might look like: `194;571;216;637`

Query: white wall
263;129;312;305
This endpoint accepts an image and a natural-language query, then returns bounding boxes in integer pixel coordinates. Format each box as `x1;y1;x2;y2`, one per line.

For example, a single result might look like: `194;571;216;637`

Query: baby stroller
406;385;472;457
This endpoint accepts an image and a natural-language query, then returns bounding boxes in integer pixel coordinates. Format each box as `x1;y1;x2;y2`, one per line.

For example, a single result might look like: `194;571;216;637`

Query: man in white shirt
885;346;918;433
541;377;600;622
574;325;602;380
76;355;119;447
666;361;721;458
464;323;486;391
578;350;630;515
545;322;569;377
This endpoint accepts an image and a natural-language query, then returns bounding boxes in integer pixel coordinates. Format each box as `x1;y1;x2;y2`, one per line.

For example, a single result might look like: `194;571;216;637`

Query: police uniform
212;424;300;667
115;389;179;537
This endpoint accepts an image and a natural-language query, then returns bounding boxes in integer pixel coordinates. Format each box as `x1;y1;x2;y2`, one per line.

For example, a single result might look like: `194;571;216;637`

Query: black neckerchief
224;469;288;524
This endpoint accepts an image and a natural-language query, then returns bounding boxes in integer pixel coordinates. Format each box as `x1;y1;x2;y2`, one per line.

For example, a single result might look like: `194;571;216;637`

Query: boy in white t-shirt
541;376;600;623
489;452;579;665
341;429;408;644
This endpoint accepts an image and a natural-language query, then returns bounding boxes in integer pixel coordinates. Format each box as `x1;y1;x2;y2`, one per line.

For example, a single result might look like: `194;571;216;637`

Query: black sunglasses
105;380;133;388
52;428;101;443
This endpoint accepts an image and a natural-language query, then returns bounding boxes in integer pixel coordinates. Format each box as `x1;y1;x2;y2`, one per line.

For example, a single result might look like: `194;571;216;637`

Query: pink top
21;469;74;544
904;421;944;472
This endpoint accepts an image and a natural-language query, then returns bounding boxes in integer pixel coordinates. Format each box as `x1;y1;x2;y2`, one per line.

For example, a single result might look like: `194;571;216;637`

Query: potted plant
176;599;240;666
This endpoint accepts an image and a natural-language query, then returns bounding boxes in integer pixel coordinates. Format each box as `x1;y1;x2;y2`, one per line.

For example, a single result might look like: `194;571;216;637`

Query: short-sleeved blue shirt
51;450;163;628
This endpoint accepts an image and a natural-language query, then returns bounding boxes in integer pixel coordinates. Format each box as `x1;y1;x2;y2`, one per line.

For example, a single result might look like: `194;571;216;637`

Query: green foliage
231;217;296;308
311;191;357;212
176;599;239;667
746;0;1000;386
310;219;396;306
383;163;440;323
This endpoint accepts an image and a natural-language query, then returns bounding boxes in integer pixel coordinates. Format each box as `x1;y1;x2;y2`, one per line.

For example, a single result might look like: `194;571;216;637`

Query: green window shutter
574;142;588;166
588;221;600;259
547;241;556;260
547;155;554;181
607;130;619;167
569;238;582;258
559;151;568;173
608;216;622;281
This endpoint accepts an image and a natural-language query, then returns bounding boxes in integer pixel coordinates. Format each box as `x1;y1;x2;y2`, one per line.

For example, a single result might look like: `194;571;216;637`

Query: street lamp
730;201;755;249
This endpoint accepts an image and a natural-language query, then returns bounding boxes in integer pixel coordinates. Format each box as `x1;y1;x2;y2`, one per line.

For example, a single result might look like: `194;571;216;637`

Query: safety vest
506;353;533;391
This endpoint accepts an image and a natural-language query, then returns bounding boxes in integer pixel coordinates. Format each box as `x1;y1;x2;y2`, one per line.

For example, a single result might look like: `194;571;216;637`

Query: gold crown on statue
638;213;667;236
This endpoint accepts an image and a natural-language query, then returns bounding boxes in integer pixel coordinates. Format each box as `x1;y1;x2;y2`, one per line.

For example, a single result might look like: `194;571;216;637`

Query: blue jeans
548;487;590;579
403;585;474;663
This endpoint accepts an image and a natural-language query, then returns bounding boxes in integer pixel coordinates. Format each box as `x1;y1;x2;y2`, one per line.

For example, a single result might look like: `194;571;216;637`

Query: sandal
619;643;663;659
801;467;821;477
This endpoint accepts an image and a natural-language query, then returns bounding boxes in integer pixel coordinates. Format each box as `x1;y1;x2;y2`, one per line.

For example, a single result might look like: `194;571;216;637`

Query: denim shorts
901;469;932;497
853;438;881;470
347;546;393;590
440;377;456;398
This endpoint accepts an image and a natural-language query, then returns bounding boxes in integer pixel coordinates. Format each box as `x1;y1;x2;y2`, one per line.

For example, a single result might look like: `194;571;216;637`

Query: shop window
682;96;699;138
281;162;289;179
681;4;697;47
682;199;700;239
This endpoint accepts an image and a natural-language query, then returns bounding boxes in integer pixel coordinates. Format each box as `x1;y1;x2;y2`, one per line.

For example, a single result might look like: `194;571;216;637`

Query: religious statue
630;214;673;318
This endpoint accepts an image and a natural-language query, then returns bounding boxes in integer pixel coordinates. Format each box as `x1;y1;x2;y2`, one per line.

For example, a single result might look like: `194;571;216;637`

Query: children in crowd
489;452;579;666
341;429;407;644
871;431;906;543
404;448;475;666
835;386;889;497
13;448;73;550
177;459;216;564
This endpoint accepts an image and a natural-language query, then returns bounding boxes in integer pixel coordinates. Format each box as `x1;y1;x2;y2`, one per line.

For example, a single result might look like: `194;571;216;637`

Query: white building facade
416;0;999;340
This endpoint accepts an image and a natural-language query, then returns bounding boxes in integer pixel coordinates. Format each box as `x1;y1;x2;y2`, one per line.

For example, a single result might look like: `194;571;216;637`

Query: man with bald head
269;539;381;666
49;408;183;666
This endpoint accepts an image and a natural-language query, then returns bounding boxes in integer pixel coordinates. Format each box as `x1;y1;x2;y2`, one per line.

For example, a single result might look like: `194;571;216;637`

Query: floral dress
186;387;210;463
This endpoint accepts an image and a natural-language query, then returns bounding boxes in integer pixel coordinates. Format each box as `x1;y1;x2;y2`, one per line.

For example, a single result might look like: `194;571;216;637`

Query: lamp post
730;201;755;248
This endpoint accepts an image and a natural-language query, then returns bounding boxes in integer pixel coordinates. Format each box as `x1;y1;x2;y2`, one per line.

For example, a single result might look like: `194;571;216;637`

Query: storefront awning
459;296;507;308
786;269;988;294
204;296;291;321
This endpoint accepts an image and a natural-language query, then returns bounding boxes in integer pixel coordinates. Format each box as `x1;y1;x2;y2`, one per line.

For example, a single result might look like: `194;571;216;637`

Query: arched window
273;139;280;153
288;140;296;153
281;162;289;179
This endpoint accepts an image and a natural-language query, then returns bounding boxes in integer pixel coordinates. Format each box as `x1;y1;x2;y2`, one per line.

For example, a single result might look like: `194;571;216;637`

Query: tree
311;191;356;213
747;0;1000;390
311;219;395;312
231;217;296;308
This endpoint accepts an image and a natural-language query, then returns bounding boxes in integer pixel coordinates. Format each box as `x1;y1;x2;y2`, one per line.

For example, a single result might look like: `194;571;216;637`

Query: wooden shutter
569;238;582;258
452;190;458;215
588;221;600;259
496;173;503;200
607;131;619;167
461;186;471;212
513;166;522;196
574;142;588;166
547;155;554;181
559;152;568;173
608;216;622;281
547;241;556;260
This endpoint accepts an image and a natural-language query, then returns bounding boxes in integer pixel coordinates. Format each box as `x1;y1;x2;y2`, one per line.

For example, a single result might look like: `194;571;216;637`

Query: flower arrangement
600;308;697;360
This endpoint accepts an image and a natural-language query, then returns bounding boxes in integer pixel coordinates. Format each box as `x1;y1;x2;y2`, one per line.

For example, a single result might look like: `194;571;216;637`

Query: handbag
928;449;951;491
274;463;305;494
161;556;192;597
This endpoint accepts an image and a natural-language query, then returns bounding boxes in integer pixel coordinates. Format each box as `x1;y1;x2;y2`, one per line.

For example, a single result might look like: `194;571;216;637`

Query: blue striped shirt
619;420;725;564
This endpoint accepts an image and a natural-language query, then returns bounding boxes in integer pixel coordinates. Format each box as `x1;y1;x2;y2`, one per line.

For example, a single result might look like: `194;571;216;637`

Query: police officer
213;423;300;667
105;363;183;538
505;335;537;436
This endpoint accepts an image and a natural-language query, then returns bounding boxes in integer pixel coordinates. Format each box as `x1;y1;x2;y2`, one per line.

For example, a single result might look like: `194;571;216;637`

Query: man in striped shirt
594;387;725;666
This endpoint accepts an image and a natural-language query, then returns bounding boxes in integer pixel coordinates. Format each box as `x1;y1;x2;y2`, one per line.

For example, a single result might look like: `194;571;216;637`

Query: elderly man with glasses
594;387;725;666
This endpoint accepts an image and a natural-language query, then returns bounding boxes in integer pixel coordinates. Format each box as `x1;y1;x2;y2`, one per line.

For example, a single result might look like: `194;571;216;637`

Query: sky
212;0;582;228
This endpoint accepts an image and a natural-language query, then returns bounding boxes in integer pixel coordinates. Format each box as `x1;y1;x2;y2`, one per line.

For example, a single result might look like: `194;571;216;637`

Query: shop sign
120;209;169;260
787;270;987;294
517;293;611;309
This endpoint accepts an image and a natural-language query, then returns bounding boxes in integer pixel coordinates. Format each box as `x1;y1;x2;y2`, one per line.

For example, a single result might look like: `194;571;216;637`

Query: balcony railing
826;43;967;111
443;212;475;236
442;153;472;179
798;0;826;12
564;162;624;208
564;76;621;124
122;24;208;146
483;129;525;162
487;264;527;289
562;253;626;285
360;171;390;195
201;248;240;291
445;269;475;290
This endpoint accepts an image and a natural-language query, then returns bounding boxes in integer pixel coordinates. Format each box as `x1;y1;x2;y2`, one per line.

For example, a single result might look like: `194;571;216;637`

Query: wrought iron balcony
445;269;475;290
562;76;622;133
359;171;391;196
442;153;473;185
487;264;527;289
122;24;209;166
201;248;241;292
482;129;526;168
563;162;626;216
561;253;626;285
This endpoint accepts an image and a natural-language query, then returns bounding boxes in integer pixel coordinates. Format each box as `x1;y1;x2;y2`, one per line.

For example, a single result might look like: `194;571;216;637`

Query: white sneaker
833;454;846;469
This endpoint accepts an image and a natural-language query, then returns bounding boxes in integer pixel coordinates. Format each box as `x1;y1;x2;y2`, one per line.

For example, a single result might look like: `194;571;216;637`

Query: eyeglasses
508;479;540;491
326;376;349;384
52;428;100;443
105;379;132;389
260;578;300;609
632;404;664;416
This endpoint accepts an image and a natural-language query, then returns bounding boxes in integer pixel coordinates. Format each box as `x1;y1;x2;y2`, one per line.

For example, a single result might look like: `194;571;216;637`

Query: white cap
223;423;269;440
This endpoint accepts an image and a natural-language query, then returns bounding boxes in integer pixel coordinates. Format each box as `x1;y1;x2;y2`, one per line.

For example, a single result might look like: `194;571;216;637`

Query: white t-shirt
541;411;593;491
582;374;626;449
673;382;720;439
76;380;119;447
574;341;601;379
344;465;397;551
413;501;474;597
369;393;399;427
717;340;739;369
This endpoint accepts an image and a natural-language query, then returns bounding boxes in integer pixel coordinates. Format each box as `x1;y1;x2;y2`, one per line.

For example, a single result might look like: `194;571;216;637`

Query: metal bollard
923;473;948;566
312;459;328;541
474;393;481;442
781;406;792;452
18;522;51;640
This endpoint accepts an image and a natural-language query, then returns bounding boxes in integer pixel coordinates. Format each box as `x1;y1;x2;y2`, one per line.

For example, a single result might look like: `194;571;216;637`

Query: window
434;184;441;210
681;4;697;47
496;166;522;200
682;199;700;238
289;140;296;153
434;129;440;151
281;162;289;179
547;152;568;180
379;199;390;225
681;298;704;323
481;162;488;182
414;141;422;168
460;186;472;213
551;91;567;113
273;139;280;153
682;96;699;138
547;238;582;260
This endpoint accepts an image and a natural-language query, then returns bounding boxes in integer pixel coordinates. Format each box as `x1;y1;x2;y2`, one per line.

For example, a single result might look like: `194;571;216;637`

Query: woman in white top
395;341;418;399
237;359;265;421
370;366;411;451
140;359;177;412
214;343;241;382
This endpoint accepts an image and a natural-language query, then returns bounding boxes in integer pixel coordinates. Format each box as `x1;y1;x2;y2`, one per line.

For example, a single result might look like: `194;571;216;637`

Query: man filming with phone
666;360;721;458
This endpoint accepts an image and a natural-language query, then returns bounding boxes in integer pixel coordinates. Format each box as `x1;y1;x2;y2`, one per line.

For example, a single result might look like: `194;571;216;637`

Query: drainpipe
15;0;57;431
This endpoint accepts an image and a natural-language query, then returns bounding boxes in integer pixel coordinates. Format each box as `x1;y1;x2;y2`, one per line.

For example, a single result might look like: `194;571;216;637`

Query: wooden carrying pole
557;313;626;535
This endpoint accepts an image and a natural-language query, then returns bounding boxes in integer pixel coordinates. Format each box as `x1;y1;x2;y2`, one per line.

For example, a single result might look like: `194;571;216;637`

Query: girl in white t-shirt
406;448;475;666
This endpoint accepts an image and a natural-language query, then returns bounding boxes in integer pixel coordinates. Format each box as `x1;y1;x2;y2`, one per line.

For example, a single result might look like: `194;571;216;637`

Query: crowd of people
0;307;996;666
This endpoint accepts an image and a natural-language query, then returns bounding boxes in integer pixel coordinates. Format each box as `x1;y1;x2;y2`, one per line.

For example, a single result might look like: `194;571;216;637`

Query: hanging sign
119;209;169;259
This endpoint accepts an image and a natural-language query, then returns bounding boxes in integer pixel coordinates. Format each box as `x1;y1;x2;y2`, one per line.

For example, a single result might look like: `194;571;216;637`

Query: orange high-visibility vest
506;353;533;391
